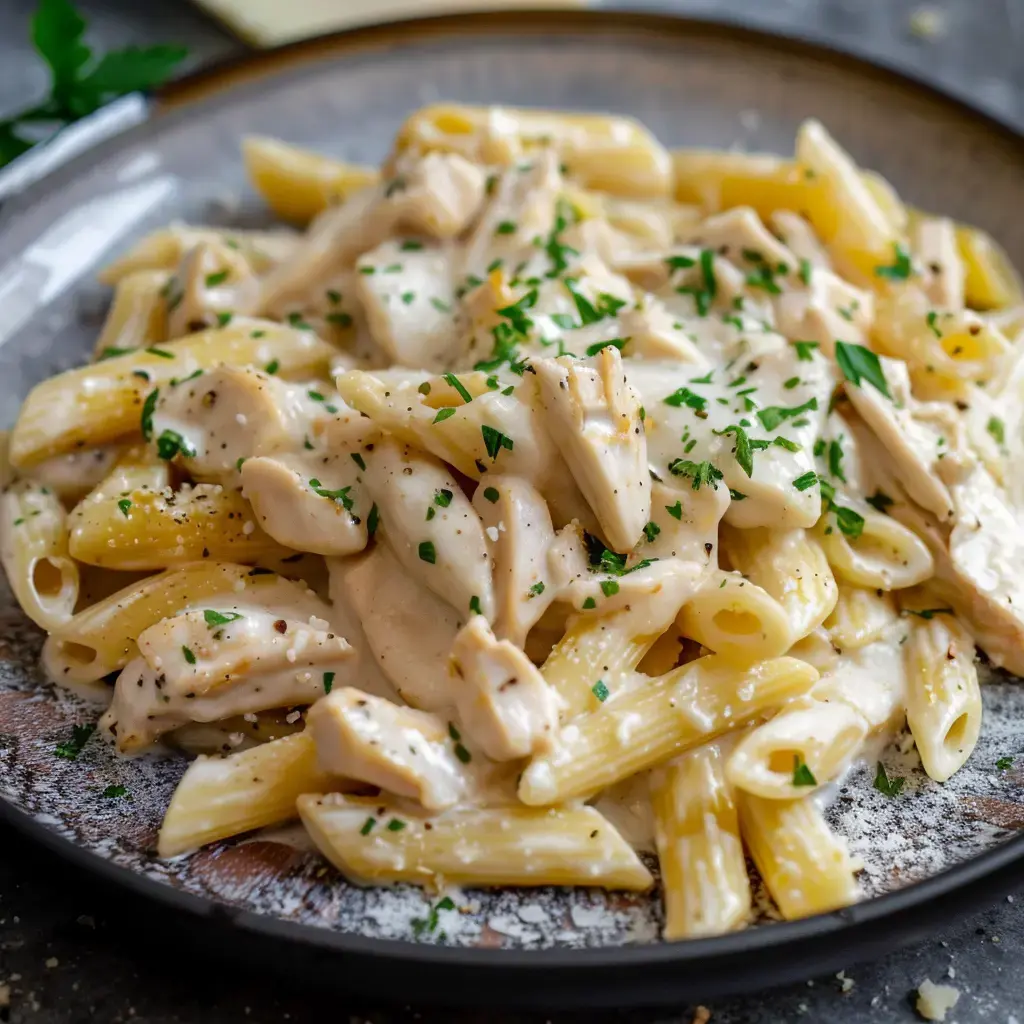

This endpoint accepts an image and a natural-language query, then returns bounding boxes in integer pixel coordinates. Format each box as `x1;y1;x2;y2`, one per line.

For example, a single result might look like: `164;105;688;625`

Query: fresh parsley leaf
874;242;913;281
873;761;905;798
418;541;436;564
367;503;379;537
323;671;334;694
668;459;723;490
757;398;818;431
714;424;755;477
664;387;707;412
585;338;628;357
792;471;818;491
528;581;545;598
792;756;817;787
600;580;620;597
997;757;1014;770
987;416;1005;447
794;341;819;362
181;645;196;665
482;487;499;504
582;597;597;610
54;722;94;760
443;373;473;404
117;498;131;518
666;500;683;520
832;505;865;539
155;429;194;461
140;388;159;440
203;609;243;627
481;425;514;461
591;680;610;702
828;438;847;482
102;784;127;798
643;521;661;542
433;407;456;424
835;341;891;398
799;258;812;286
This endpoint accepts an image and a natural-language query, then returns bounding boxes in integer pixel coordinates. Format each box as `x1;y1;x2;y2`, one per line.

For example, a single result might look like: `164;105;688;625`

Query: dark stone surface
1;1;1023;1021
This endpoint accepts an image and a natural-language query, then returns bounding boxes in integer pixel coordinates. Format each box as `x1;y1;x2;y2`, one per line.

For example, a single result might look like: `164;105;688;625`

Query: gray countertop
1;1;1023;1021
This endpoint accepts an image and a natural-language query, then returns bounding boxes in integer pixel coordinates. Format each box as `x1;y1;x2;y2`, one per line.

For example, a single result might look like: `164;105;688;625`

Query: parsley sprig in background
0;0;187;168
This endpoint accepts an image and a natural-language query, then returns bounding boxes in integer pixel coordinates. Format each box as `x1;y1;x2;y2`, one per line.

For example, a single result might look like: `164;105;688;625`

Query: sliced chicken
307;687;470;810
102;607;349;753
355;240;459;369
471;474;558;646
390;151;487;239
449;615;558;761
693;206;798;270
640;479;730;565
166;239;260;338
339;542;463;712
769;211;832;271
362;438;494;620
150;366;336;481
773;267;874;356
534;347;650;552
843;356;957;521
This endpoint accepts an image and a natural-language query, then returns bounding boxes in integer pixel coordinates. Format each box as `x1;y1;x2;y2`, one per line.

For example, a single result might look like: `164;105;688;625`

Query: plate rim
2;5;1023;985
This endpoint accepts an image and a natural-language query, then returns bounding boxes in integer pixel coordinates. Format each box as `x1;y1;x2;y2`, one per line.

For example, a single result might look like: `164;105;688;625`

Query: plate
1;10;1024;1007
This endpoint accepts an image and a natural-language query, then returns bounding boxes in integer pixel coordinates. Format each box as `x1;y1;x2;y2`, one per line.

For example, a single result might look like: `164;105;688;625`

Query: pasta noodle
2;105;1019;933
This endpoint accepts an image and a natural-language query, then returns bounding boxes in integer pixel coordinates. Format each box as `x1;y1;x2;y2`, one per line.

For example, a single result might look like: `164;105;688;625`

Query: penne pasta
10;320;336;468
738;791;860;919
298;792;653;890
902;609;981;782
518;655;818;806
651;744;751;939
0;481;79;630
157;731;342;857
92;269;170;359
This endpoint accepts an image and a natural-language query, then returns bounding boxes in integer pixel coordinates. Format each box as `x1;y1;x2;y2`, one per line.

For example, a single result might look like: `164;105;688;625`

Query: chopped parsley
528;581;545;598
117;498;131;518
987;416;1005;447
400;240;423;252
714;425;755;477
443;373;473;404
469;596;482;615
495;220;517;235
430;297;452;314
309;479;353;509
792;756;817;787
351;453;366;471
481;425;514;461
386;818;407;832
582;597;597;609
145;346;174;359
835;341;891;398
99;345;133;360
326;311;353;328
665;254;696;271
756;398;818;432
794;341;820;361
592;680;610;702
664;387;707;412
483;487;500;503
181;645;196;665
453;742;472;764
643;521;661;542
600;580;620;597
433;407;456;424
205;269;229;287
873;761;905;798
418;541;436;564
155;430;195;461
874;242;913;281
140;389;159;440
793;471;818;491
411;896;456;938
360;817;376;836
367;503;379;537
323;671;335;694
102;785;127;798
828;438;847;482
799;258;812;286
54;723;95;760
997;757;1014;770
401;291;415;306
926;310;943;338
264;359;280;375
434;489;453;508
585;338;629;357
668;459;723;490
203;610;243;627
666;500;684;520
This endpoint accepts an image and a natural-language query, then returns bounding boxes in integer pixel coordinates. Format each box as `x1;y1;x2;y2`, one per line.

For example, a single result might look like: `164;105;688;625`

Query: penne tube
902;610;981;782
542;574;696;721
651;744;751;939
157;731;343;857
955;222;1023;310
0;481;79;630
99;225;299;285
721;526;838;642
737;791;860;919
92;270;170;359
825;585;899;651
82;444;171;500
68;484;292;570
10;319;336;468
44;562;321;685
243;135;379;224
393;104;673;198
677;570;794;663
518;655;818;806
817;504;934;590
726;699;868;799
298;792;653;891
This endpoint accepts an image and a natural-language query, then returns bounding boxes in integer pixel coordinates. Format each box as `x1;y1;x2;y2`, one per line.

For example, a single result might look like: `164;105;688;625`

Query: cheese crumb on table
916;978;961;1021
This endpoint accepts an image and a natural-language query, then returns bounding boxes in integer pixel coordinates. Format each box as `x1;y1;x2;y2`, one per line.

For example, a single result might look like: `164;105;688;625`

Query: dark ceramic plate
1;11;1024;1008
